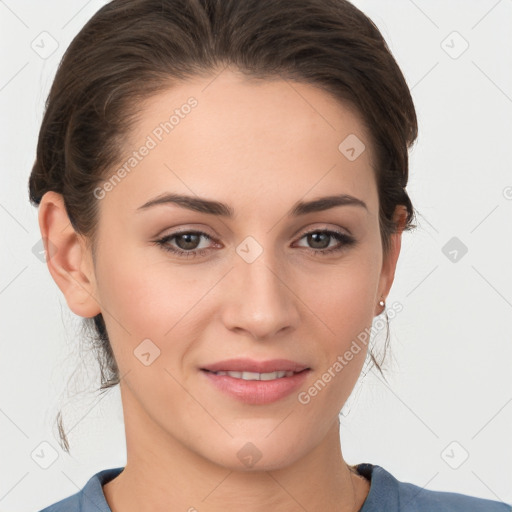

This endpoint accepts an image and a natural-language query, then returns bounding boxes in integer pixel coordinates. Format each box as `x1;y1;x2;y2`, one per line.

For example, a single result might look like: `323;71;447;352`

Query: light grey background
1;0;511;510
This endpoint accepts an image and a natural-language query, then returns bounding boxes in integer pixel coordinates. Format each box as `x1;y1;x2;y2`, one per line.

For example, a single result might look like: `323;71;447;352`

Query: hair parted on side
29;0;418;453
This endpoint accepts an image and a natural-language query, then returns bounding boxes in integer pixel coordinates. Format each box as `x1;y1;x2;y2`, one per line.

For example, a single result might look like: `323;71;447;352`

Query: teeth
213;370;295;380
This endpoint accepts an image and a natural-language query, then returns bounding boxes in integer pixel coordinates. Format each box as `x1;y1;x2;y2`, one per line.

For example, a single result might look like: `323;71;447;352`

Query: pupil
309;232;329;249
177;233;200;250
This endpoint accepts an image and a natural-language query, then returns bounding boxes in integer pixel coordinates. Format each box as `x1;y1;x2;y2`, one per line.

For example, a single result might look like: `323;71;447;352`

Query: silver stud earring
378;297;385;308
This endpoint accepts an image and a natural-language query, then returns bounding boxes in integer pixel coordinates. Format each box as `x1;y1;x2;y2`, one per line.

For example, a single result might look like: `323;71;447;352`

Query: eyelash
153;229;356;259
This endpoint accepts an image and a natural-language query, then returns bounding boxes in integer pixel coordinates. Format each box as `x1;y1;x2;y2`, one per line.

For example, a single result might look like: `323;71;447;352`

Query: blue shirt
38;463;511;511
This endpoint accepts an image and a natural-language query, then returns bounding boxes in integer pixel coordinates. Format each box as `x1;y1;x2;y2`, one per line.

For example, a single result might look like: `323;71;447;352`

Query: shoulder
394;478;511;511
356;463;511;512
36;467;125;512
38;492;80;512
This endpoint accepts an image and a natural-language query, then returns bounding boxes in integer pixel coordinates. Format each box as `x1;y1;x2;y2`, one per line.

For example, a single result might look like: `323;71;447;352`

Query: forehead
103;69;377;216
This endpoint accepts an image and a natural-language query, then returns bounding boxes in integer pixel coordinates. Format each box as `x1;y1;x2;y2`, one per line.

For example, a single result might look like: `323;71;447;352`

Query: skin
39;67;406;512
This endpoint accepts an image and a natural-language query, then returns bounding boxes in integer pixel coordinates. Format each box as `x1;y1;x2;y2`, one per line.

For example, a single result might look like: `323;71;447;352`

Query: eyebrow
136;192;368;217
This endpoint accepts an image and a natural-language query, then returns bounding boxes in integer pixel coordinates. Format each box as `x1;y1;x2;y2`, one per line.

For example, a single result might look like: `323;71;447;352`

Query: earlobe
38;191;101;318
376;205;408;314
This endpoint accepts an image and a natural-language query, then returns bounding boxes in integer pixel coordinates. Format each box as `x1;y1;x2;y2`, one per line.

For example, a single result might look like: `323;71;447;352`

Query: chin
202;434;306;473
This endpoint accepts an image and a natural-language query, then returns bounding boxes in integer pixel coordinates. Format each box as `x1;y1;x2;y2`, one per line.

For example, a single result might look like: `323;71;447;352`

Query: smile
206;370;296;380
201;368;311;404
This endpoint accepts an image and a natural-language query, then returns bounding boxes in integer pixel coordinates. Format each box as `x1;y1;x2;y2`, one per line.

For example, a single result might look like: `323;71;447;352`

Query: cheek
299;280;375;421
296;249;381;401
96;243;203;330
301;253;381;338
94;243;223;375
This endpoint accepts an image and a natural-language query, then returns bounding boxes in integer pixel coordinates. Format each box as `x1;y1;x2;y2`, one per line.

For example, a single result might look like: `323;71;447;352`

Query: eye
294;229;356;256
153;228;356;259
153;230;217;258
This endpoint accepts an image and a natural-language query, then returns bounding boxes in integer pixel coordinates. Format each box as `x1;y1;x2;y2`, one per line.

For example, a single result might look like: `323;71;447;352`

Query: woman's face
85;68;403;470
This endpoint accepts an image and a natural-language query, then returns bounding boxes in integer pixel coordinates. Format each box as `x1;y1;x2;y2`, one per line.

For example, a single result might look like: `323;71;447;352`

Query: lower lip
201;369;310;405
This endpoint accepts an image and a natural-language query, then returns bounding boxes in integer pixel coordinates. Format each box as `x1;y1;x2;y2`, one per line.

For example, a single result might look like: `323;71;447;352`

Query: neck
103;385;370;512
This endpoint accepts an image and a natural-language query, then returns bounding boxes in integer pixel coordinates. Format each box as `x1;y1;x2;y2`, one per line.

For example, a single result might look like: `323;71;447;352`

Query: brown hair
29;0;417;453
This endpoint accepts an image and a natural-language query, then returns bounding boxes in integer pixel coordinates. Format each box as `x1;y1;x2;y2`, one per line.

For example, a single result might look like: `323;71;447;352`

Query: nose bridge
224;240;299;339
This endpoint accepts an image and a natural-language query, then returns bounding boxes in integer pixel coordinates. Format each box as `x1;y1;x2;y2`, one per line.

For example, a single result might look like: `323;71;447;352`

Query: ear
38;191;101;318
376;204;408;314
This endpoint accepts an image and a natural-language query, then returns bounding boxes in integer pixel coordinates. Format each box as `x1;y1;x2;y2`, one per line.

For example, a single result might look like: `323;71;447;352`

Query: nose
221;252;300;340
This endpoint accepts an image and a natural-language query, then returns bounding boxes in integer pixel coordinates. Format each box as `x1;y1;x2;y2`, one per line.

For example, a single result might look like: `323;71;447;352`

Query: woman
30;0;510;510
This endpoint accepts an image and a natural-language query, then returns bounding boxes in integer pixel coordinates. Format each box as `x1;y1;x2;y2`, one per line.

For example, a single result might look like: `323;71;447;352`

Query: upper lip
201;358;310;373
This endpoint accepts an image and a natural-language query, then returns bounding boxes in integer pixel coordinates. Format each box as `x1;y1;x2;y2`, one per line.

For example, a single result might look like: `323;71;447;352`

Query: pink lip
200;358;311;405
201;358;310;373
201;370;310;405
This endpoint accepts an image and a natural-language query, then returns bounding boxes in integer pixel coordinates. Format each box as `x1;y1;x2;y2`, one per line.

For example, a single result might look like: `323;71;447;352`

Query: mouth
201;369;308;381
200;357;310;375
199;359;311;404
